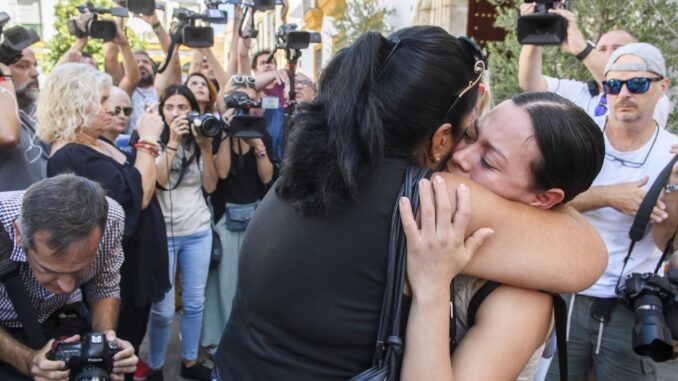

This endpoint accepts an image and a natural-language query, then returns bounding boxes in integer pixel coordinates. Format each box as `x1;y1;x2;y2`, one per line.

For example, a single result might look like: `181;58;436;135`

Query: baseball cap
603;42;666;77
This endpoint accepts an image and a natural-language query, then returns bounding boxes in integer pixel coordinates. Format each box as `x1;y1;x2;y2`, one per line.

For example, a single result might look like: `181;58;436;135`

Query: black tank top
215;157;413;379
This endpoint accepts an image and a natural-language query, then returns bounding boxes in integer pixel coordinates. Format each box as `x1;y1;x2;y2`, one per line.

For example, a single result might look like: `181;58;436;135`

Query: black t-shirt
215;158;413;379
47;142;170;307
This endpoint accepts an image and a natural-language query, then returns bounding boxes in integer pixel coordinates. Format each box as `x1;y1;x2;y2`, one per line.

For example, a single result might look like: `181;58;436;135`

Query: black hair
512;92;605;204
158;84;201;146
277;26;481;216
251;49;274;71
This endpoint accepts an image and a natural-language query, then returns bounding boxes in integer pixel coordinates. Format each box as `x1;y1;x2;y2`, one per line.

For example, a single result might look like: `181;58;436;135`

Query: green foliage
333;0;396;51
487;0;678;129
45;0;144;71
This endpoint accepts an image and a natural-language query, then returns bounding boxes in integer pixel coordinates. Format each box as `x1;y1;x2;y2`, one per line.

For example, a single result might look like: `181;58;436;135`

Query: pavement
138;312;214;381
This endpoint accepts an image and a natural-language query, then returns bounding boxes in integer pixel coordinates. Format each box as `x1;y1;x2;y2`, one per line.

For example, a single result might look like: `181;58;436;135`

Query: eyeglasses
232;75;256;87
443;36;487;118
107;106;133;117
602;77;663;95
603;123;659;168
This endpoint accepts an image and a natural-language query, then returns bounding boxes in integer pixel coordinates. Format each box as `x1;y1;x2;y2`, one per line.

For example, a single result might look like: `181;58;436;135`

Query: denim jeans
148;229;212;368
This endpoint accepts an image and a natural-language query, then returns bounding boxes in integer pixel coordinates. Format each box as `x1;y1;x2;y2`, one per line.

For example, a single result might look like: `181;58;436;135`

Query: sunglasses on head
443;36;487;117
107;106;133;117
232;75;256;87
602;77;663;95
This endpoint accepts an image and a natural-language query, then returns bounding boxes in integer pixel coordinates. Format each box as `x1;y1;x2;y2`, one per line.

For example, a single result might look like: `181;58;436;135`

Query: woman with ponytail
213;26;607;379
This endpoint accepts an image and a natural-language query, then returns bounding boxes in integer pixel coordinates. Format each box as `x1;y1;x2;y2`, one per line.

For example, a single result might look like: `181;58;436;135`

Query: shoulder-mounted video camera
0;12;40;65
223;91;272;139
125;0;165;16
206;0;276;12
171;7;227;48
67;2;129;42
275;23;321;50
516;0;569;45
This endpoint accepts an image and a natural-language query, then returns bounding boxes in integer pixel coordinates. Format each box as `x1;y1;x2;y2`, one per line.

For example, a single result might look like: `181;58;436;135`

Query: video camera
68;2;129;42
275;23;321;51
125;0;165;16
516;0;569;45
617;270;678;362
0;12;40;66
171;7;227;48
49;332;120;381
223;91;270;139
205;0;276;12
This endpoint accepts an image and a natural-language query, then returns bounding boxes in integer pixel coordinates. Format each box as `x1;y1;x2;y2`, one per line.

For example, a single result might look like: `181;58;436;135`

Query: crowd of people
0;1;676;381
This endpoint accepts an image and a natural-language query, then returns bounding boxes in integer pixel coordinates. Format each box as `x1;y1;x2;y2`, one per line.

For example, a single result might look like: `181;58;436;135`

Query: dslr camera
68;2;129;42
617;269;678;362
49;332;120;381
516;0;569;45
0;12;40;65
224;91;268;139
172;6;227;48
186;111;223;138
275;24;321;50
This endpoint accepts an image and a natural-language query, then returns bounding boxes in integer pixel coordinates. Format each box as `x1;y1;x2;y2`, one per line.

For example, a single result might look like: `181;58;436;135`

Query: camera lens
74;367;110;381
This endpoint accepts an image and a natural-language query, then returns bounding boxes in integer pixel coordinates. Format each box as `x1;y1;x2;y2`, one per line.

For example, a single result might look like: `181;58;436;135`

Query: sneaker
134;359;151;380
146;369;163;381
180;362;212;381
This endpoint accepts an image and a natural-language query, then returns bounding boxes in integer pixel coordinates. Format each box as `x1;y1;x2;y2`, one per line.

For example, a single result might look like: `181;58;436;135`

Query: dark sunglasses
107;106;133;117
602;77;663;95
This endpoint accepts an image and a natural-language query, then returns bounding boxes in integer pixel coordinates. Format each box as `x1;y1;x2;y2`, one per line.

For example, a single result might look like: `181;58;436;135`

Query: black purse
350;167;431;381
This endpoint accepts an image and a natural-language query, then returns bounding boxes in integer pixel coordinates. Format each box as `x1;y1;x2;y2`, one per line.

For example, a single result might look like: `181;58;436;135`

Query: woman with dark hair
401;91;605;380
147;84;217;380
213;26;607;379
185;72;218;115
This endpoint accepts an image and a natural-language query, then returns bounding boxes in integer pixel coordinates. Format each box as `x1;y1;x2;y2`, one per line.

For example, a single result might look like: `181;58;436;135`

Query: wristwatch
664;184;678;193
576;42;595;61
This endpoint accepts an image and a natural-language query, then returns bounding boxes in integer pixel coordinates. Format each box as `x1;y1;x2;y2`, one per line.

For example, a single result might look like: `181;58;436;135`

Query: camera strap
616;154;678;292
0;223;47;349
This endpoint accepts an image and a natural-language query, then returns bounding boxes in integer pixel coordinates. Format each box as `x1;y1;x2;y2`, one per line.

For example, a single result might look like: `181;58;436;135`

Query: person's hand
519;2;536;15
135;10;159;27
169;114;190;144
111;17;129;47
28;336;80;381
606;177;668;222
192;125;213;152
273;68;289;86
103;331;137;381
400;177;495;300
243;138;265;150
136;103;164;140
549;8;587;55
76;12;93;34
0;62;10;75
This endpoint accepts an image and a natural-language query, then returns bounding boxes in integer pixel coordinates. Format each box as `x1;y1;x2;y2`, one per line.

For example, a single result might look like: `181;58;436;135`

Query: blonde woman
39;63;170;367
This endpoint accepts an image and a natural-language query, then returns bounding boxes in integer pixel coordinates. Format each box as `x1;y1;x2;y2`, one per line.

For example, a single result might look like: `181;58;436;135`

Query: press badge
261;96;279;109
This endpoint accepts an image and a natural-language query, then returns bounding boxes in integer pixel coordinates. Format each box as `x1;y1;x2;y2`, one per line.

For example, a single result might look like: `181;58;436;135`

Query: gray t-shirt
0;110;48;191
129;86;158;133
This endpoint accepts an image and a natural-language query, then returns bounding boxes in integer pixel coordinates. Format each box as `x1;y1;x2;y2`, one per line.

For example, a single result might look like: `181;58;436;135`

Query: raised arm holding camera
103;18;140;97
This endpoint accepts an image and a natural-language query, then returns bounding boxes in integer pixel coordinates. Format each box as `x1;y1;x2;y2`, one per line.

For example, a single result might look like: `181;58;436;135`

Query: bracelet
664;184;678;194
152;22;162;32
255;148;267;159
134;142;160;157
0;75;12;82
165;145;178;152
576;42;595;61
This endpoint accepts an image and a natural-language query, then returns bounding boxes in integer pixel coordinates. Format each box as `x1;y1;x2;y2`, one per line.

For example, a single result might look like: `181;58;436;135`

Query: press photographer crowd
0;0;676;380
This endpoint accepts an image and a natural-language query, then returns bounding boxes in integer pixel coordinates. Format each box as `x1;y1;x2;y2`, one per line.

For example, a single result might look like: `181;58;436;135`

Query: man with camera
0;174;138;381
0;47;49;192
545;43;677;380
517;2;670;129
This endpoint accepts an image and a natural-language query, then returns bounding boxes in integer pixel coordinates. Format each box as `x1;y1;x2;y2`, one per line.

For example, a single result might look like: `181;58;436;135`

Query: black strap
0;223;47;349
466;282;568;381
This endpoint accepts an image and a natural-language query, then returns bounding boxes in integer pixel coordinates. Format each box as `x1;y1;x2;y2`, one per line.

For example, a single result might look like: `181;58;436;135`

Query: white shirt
129;86;159;133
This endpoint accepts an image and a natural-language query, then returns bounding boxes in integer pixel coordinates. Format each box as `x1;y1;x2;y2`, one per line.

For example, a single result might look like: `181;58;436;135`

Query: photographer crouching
0;174;138;381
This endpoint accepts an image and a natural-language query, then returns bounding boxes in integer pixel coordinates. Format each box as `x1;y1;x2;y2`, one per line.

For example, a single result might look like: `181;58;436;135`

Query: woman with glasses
102;86;133;144
200;75;274;351
211;26;607;379
39;63;170;366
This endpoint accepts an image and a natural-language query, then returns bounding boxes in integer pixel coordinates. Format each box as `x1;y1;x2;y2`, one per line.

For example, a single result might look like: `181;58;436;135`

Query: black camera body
68;3;129;41
186;111;223;138
516;0;568;45
126;0;155;16
49;332;120;381
0;12;41;65
617;269;678;362
223;91;268;139
172;7;227;48
276;24;320;50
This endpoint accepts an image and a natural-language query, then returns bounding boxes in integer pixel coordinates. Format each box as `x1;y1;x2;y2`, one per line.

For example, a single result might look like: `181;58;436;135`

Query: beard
138;71;154;87
15;80;39;111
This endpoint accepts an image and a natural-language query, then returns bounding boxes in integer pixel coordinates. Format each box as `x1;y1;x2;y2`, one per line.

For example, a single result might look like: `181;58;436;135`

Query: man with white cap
546;42;677;380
